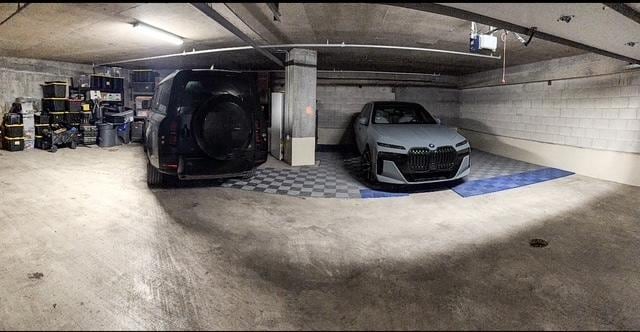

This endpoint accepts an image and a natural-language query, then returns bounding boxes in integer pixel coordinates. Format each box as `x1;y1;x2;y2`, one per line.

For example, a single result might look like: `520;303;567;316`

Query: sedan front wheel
361;148;378;184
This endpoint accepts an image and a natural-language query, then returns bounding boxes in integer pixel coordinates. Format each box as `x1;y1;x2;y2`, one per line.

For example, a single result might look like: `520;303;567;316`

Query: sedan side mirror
358;117;368;126
435;118;442;125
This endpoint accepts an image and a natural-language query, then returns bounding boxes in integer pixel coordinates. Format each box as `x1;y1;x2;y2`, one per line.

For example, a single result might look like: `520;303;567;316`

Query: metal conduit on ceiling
96;43;501;67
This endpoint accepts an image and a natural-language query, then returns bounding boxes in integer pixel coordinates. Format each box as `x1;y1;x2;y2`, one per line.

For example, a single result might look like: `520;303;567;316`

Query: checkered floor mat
212;150;555;199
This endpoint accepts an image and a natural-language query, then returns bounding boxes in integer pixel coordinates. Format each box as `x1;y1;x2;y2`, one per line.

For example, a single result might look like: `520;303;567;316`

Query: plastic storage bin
3;113;22;125
42;82;67;98
3;136;24;151
90;75;124;92
67;100;83;112
64;112;83;124
35;114;50;125
35;135;48;150
35;124;50;136
42;98;67;112
4;124;24;138
132;70;155;82
48;112;65;124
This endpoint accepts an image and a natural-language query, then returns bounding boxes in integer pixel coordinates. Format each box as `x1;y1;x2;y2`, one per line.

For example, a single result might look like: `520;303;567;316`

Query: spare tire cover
192;96;252;160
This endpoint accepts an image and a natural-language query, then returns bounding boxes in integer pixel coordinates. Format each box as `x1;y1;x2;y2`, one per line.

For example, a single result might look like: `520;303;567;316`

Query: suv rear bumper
175;155;255;180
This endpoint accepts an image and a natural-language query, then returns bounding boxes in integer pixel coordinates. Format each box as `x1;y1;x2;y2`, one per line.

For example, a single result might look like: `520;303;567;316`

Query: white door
269;92;285;160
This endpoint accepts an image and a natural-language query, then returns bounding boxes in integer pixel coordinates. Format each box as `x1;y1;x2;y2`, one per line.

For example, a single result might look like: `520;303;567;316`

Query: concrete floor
1;144;639;330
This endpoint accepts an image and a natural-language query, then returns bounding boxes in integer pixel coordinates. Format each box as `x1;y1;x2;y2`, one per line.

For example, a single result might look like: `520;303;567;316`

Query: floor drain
529;238;548;248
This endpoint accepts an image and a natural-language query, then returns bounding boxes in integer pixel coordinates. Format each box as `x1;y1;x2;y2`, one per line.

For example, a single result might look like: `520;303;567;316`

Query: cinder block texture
316;86;395;144
316;86;461;145
395;87;460;126
459;56;640;154
0;56;92;114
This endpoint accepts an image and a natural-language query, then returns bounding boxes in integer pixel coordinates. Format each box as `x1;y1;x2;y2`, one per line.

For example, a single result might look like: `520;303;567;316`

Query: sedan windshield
372;103;437;124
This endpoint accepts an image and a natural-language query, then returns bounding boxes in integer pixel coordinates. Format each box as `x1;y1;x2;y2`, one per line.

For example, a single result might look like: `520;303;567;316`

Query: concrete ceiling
0;3;589;75
440;2;640;63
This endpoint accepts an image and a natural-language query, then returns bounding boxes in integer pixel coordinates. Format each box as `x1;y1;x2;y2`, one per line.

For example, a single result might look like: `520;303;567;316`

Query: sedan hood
373;124;464;148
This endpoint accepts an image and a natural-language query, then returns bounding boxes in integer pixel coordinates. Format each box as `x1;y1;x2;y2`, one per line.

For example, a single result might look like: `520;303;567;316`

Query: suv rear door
173;71;258;177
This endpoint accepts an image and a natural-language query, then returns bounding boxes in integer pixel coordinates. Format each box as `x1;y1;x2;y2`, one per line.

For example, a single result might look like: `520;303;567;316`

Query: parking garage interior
1;2;640;330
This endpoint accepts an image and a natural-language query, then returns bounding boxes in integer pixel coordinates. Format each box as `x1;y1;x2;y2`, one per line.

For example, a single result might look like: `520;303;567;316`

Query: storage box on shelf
35;124;50;136
42;82;68;98
64;112;83;125
132;70;155;82
42;98;67;113
4;124;24;138
3;113;22;125
104;109;134;124
35;135;50;150
67;100;83;112
48;112;65;124
35;114;49;125
90;75;124;92
3;136;24;151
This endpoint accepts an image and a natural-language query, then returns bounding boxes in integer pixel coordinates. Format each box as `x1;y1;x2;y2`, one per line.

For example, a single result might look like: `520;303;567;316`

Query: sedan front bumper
376;154;470;185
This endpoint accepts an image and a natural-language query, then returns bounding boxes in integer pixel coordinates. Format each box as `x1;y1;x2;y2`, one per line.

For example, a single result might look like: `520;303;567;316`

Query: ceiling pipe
96;42;501;66
250;69;443;77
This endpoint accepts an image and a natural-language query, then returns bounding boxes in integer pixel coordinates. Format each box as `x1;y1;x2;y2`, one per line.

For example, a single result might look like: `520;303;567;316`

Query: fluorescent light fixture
132;22;183;45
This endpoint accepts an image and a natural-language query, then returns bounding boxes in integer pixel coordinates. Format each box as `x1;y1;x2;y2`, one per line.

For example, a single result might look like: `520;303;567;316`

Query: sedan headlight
377;142;405;150
455;139;468;147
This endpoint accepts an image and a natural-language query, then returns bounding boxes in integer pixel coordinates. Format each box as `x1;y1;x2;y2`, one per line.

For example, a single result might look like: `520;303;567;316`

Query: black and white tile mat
210;150;544;199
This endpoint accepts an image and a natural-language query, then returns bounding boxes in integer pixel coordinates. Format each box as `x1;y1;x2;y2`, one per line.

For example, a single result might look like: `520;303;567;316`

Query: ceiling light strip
132;22;184;45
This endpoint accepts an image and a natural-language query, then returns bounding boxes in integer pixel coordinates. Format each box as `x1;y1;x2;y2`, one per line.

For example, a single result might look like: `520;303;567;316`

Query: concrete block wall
0;56;93;114
459;68;640;154
316;86;395;145
395;87;460;126
316;85;461;145
458;53;640;186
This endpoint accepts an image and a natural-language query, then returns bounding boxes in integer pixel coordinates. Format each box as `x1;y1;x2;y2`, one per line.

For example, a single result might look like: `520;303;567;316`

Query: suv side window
152;83;171;114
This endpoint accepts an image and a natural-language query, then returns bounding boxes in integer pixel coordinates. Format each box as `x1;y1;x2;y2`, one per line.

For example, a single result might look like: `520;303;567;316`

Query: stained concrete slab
0;144;639;330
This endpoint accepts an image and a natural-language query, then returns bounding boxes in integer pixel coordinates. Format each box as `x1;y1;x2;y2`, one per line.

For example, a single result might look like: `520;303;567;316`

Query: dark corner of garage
0;2;639;331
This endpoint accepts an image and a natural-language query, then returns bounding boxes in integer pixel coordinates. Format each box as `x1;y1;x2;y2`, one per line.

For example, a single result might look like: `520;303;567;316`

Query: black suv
145;69;265;186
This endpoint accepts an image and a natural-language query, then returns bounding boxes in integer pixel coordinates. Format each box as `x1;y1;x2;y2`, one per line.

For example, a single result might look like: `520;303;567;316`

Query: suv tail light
255;120;262;144
168;120;178;146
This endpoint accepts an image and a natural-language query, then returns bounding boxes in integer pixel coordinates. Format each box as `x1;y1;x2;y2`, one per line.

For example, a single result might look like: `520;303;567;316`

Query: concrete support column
283;48;317;166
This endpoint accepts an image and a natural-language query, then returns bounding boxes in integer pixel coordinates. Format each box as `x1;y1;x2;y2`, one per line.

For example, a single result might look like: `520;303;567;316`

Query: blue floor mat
360;189;409;199
450;168;574;197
